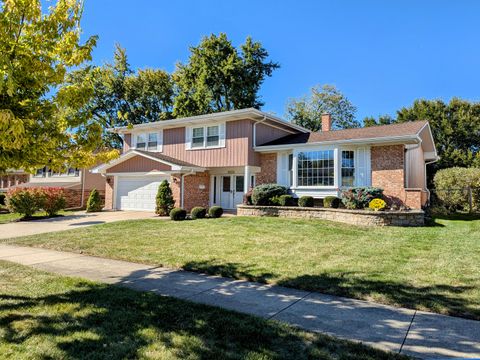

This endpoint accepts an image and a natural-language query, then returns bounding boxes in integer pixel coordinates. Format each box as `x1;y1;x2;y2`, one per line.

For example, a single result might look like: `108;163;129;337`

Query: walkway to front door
214;175;244;209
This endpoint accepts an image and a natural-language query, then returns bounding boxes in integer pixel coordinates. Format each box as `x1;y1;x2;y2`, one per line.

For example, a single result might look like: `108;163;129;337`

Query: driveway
0;211;161;239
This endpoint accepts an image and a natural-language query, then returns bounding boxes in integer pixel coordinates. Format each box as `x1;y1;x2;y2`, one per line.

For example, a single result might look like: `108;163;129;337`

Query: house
9;166;106;208
0;170;29;193
92;108;437;212
92;109;438;211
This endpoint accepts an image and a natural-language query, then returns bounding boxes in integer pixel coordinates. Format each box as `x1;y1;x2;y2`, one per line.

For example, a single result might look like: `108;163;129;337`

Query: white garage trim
115;175;169;211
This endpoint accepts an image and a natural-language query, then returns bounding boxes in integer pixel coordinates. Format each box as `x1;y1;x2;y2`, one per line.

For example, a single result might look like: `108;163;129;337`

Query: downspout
253;115;268;148
180;170;195;209
424;157;439;204
81;168;86;208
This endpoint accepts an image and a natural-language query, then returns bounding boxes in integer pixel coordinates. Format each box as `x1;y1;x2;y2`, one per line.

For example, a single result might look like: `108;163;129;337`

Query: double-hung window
188;124;223;149
206;126;219;147
134;132;161;151
136;134;146;150
192;127;205;148
341;150;355;187
147;133;158;150
297;150;335;186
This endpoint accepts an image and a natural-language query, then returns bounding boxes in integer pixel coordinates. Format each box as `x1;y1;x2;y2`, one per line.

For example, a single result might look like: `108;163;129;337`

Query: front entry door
218;175;245;209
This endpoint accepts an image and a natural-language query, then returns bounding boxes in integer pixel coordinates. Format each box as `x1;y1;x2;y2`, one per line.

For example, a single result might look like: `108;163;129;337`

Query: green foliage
86;189;103;213
155;180;175;216
208;206;224;218
341;187;383;209
278;195;296;206
173;33;279;117
0;193;5;206
362;115;395;127
369;198;387;211
42;187;66;216
191;207;207;220
65;45;175;149
286;84;359;131
6;188;45;217
251;184;287;206
323;196;340;208
433;167;480;212
170;207;187;221
243;188;253;205
298;196;314;207
0;0;118;171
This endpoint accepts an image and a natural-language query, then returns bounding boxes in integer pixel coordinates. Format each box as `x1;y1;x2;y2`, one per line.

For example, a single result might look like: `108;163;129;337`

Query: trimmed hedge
6;188;45;217
191;206;207;219
208;206;223;218
155;180;175;216
278;194;296;206
42;187;66;216
298;196;314;207
323;196;340;208
170;207;187;221
251;184;287;205
86;189;103;212
341;187;383;209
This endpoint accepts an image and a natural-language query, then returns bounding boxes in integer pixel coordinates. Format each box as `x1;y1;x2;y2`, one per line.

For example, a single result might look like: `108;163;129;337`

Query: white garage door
117;176;168;211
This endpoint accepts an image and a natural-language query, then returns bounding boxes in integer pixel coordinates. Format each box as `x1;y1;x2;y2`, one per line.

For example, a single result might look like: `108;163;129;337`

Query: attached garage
116;176;169;211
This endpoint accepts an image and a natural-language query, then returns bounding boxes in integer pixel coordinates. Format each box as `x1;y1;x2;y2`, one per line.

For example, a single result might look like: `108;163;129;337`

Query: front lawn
0;261;403;359
6;215;480;320
0;209;73;224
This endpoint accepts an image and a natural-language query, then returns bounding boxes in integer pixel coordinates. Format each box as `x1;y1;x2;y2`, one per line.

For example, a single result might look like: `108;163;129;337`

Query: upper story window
133;131;162;152
34;167;47;178
34;167;79;178
297;150;334;186
341;150;355;187
186;123;225;150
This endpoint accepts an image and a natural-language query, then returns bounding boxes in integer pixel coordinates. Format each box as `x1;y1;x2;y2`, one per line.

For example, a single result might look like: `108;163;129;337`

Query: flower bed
236;205;424;227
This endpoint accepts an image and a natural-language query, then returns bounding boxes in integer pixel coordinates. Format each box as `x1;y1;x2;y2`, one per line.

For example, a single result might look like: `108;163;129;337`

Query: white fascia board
417;122;438;158
254;135;420;152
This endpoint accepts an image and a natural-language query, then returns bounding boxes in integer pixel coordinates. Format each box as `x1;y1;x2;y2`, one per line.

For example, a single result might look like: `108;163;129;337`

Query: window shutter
355;148;367;186
218;123;226;147
157;130;163;152
185;127;192;150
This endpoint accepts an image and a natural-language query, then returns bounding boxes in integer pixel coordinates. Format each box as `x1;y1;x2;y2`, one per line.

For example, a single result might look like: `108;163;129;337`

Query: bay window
341;150;355;187
297;150;334;186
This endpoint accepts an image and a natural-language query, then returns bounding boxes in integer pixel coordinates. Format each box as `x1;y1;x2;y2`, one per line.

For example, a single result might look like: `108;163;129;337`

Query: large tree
0;0;117;172
65;45;174;149
286;84;359;131
396;98;480;169
362;114;395;127
173;33;279;117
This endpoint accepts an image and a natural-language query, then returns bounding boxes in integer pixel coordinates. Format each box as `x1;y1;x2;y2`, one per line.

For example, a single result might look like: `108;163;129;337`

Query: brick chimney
321;113;332;132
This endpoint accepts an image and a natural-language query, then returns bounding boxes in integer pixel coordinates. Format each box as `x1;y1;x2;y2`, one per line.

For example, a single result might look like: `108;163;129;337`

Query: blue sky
79;0;480;121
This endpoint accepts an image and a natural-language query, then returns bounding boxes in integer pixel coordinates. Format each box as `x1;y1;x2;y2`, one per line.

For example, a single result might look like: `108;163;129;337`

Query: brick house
92;108;437;211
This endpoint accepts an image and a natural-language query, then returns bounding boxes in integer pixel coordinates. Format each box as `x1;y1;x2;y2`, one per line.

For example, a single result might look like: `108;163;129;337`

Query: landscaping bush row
6;187;66;217
245;183;387;211
170;206;224;221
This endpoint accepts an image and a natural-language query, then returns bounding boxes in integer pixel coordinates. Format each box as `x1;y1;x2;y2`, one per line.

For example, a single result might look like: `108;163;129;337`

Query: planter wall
237;205;424;227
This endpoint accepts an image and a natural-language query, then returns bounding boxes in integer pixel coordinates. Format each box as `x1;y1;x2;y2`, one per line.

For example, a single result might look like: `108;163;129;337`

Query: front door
217;175;245;209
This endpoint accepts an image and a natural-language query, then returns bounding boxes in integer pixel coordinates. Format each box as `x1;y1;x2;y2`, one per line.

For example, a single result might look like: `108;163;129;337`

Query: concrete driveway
0;211;161;239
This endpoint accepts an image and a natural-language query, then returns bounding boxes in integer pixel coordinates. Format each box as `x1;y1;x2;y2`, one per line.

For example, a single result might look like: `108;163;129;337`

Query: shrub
323;196;340;208
243;188;253;205
6;188;45;217
42;187;66;216
341;187;383;209
208;206;223;218
170;207;187;221
86;189;103;212
251;184;287;205
191;206;207;219
434;167;480;212
278;194;296;206
369;198;387;211
298;196;314;207
155;180;175;216
0;193;5;206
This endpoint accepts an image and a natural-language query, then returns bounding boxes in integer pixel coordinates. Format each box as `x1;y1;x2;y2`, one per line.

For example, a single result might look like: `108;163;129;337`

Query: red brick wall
256;153;277;185
64;189;105;209
0;174;29;189
170;172;209;212
371;145;408;207
104;176;115;210
171;175;181;209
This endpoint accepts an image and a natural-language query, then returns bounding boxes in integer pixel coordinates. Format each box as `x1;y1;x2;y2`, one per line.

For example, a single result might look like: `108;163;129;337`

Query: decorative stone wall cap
236;204;424;215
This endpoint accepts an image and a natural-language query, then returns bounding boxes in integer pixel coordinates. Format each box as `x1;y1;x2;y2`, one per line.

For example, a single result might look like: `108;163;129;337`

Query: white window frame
291;147;339;189
341;150;355;188
186;122;226;150
132;130;163;152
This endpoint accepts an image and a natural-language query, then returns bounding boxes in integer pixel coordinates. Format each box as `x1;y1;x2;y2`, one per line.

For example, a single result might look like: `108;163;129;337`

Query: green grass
0;210;73;224
6;215;480;320
0;261;405;360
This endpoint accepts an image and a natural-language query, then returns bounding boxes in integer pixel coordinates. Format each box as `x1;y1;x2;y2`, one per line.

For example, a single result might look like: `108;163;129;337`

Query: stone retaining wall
237;205;424;227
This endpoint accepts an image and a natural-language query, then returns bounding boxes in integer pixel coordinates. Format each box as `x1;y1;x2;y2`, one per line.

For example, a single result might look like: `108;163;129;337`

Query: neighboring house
92;108;437;212
11;167;105;208
0;170;29;193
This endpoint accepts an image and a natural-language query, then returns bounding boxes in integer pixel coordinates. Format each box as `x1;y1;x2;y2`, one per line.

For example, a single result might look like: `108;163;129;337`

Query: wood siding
161;119;253;167
255;123;292;146
123;134;132;153
108;155;172;173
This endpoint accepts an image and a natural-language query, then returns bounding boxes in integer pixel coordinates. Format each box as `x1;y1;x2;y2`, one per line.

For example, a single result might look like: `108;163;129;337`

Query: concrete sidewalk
0;244;478;359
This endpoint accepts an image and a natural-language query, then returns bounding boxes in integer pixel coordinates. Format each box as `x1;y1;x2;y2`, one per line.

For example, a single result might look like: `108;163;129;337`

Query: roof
133;150;199;168
259;121;429;146
111;108;309;134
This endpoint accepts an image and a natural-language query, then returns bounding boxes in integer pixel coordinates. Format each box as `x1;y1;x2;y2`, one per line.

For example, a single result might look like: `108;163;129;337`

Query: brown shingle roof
133;150;201;168
259;121;428;146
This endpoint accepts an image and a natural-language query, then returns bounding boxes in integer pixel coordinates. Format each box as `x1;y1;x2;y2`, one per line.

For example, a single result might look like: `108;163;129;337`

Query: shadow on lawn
0;283;402;360
183;260;478;321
